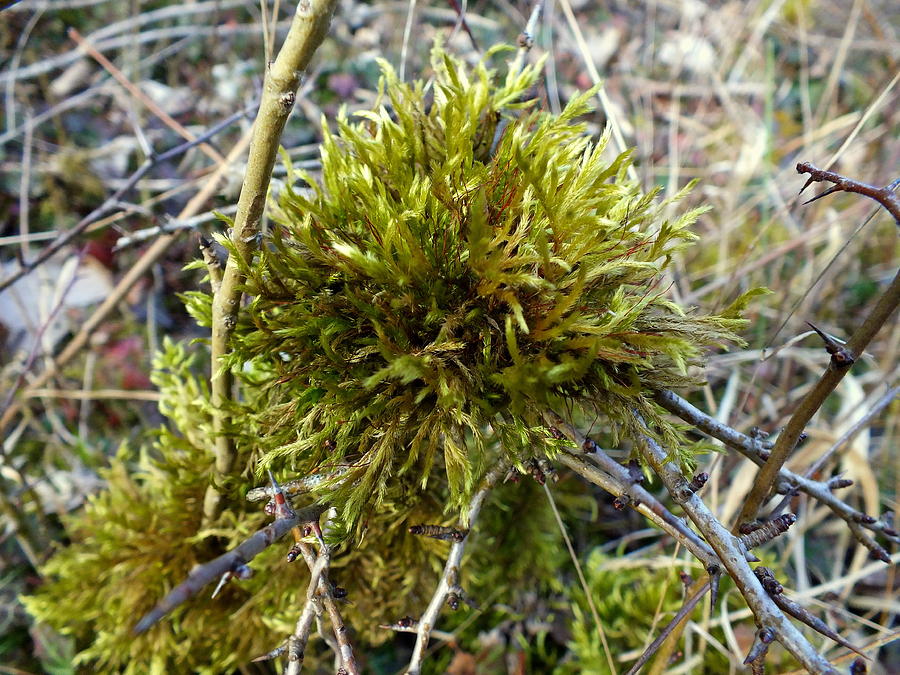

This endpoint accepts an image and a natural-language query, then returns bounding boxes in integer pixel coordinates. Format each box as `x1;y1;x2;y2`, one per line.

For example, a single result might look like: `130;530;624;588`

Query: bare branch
405;465;506;675
796;162;900;226
654;389;898;558
546;411;724;574
753;567;867;658
624;581;711;675
634;423;839;674
133;504;327;635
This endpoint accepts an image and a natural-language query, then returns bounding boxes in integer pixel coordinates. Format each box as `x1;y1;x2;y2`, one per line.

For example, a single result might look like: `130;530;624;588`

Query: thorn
267;469;296;520
687;472;708;494
211;571;230;599
707;564;721;609
806;321;854;367
613;494;631;510
743;626;776;665
802;184;842;205
408;524;468;542
251;643;288;662
798;175;816;194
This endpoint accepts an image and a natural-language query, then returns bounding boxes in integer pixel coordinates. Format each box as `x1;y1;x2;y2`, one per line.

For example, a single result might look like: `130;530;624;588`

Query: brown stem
205;0;338;521
796;162;900;226
734;267;900;527
625;581;711;675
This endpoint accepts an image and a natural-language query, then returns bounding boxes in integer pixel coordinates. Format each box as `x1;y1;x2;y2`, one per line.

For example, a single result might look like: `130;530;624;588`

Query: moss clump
27;44;755;672
204;45;748;533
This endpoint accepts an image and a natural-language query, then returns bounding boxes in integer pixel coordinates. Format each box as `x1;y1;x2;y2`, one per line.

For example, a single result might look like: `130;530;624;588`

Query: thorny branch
654;390;898;561
546;414;722;574
289;538;359;675
404;464;507;675
634;422;839;674
796;162;900;227
205;0;339;521
132;503;327;634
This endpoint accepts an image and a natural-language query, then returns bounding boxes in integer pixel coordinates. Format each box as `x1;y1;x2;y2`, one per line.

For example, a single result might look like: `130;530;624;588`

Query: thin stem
133;504;328;634
406;465;505;675
543;481;616;674
625;581;711;675
796;162;900;226
205;0;338;521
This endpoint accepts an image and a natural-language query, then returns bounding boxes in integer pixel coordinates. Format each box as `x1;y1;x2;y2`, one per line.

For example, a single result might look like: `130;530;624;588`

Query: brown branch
753;567;867;658
635;423;839;674
624;581;711;675
133;503;327;635
205;0;339;521
796;162;900;226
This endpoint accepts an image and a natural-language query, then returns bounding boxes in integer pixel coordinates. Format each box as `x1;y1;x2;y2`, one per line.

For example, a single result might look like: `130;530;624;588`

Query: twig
0;105;250;295
205;0;339;521
67;28;226;165
405;465;506;675
634;422;839;674
133;503;328;634
804;384;899;479
753;567;867;658
796;162;900;226
113;205;239;250
550;435;721;573
508;0;543;77
285;537;358;674
653;390;897;559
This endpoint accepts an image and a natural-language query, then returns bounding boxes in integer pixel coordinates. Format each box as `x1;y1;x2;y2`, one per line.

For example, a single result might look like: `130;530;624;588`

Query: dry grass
0;0;896;672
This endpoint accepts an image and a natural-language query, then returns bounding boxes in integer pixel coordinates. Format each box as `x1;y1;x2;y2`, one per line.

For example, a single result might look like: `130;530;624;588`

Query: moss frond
220;46;748;534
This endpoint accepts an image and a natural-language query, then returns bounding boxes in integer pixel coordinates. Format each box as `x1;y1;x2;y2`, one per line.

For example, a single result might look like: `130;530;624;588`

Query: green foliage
209;45;748;534
25;340;558;672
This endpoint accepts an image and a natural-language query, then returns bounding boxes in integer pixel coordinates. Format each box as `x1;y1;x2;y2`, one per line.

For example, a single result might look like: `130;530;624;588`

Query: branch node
687;472;709;494
807;321;855;368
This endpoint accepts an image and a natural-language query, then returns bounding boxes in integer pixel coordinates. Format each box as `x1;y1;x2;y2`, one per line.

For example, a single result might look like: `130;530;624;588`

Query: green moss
207;45;748;534
26;44;756;672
